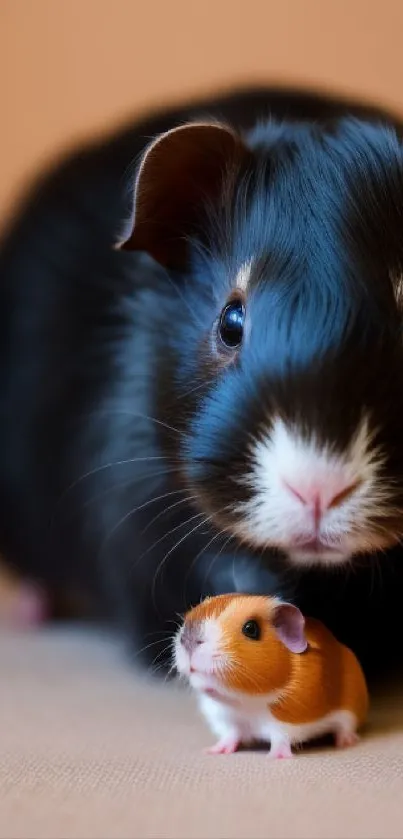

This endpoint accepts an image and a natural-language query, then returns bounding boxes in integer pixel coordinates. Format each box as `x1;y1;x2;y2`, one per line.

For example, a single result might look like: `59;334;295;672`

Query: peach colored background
1;0;403;226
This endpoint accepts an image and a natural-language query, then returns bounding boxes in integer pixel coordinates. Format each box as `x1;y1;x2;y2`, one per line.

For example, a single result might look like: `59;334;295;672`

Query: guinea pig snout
180;621;203;654
176;618;223;679
234;417;389;563
283;475;361;528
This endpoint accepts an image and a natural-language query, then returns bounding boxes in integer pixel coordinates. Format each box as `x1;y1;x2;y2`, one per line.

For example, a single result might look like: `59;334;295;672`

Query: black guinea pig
1;86;403;677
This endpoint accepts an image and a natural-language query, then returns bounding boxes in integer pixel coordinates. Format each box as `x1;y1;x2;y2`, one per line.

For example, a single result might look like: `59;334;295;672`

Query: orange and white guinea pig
174;594;369;758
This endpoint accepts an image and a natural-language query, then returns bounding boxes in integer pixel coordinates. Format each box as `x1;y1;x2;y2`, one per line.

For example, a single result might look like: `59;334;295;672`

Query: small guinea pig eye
218;299;245;349
242;619;261;640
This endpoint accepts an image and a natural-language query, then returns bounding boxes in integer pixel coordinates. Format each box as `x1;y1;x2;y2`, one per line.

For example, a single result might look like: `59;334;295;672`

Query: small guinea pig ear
272;603;308;654
117;122;248;270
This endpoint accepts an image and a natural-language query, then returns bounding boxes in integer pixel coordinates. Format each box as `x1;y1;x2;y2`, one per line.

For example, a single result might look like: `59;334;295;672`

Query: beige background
1;0;403;226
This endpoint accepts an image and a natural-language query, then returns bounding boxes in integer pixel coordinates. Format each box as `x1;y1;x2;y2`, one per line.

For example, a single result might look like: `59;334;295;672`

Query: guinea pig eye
242;619;261;640
218;299;245;349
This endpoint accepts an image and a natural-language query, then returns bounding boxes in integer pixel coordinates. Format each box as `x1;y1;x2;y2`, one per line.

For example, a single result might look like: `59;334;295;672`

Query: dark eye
218;300;245;349
242;619;261;640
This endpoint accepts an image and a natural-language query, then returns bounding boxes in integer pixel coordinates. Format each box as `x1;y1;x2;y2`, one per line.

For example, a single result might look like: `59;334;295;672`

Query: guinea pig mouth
288;538;349;564
294;539;339;553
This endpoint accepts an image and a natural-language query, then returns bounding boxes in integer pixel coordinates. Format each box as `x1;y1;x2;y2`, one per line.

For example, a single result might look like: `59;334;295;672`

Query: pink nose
284;478;360;529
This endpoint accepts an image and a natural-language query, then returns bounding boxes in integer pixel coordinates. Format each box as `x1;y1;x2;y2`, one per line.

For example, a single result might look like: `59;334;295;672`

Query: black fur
1;86;403;678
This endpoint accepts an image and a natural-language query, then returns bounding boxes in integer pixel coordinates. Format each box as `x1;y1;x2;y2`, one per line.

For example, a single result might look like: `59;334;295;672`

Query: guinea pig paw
335;730;359;749
205;736;240;755
269;742;293;760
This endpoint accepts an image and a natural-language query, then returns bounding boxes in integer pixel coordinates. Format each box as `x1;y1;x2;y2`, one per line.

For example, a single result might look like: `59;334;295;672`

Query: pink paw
205;737;240;755
335;730;359;749
269;742;293;760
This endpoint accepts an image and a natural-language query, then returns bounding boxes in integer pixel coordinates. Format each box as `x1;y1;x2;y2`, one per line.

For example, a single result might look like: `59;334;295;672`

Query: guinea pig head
120;117;403;568
175;595;306;696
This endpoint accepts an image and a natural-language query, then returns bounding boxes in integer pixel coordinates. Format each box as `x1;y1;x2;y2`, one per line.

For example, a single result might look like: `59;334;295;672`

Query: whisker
98;488;190;559
52;454;172;512
148;645;174;673
59;466;184;525
151;505;230;614
183;527;226;601
200;534;235;599
175;381;208;401
141;494;199;535
130;510;206;575
175;373;218;402
133;637;173;660
149;641;176;673
151;513;219;614
150;660;173;678
77;407;185;438
163;617;183;630
161;662;177;684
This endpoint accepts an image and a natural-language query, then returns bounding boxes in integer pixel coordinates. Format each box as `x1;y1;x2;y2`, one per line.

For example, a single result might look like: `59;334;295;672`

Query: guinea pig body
175;594;369;757
1;86;403;672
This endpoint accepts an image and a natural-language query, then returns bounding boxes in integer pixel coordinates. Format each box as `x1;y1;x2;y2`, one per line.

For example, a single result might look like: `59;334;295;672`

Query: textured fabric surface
1;627;403;839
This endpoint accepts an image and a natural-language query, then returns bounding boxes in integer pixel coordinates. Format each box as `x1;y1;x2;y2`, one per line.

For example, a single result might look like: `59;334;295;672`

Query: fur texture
1;86;403;675
174;594;368;756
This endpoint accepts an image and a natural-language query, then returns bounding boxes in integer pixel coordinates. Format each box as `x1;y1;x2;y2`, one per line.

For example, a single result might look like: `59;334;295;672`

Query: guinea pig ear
272;603;308;654
117;122;248;270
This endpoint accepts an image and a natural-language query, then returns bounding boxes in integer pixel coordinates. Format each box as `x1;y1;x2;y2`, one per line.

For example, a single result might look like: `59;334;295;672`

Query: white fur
235;261;252;291
233;416;390;565
198;691;356;754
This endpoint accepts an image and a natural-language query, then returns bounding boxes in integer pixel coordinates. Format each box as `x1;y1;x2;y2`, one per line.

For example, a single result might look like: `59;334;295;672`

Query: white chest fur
197;692;357;757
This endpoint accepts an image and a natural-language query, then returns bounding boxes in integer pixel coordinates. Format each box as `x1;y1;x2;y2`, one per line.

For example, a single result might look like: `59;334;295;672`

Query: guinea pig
1;87;403;672
174;594;369;757
122;118;403;569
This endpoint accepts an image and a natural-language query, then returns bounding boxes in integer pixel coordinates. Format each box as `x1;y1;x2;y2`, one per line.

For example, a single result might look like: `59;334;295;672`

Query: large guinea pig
1;86;403;675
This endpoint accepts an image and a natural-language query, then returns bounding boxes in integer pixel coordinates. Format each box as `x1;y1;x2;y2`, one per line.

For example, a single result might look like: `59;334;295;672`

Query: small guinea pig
174;594;369;757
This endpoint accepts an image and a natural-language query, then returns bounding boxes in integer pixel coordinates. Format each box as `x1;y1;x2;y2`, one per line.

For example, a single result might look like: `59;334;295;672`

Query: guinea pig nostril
283;481;307;505
328;479;362;509
180;623;203;652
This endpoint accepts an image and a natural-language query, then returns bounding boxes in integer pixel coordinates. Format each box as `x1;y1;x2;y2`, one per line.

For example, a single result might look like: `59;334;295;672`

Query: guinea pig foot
269;741;293;760
205;735;240;755
335;730;359;749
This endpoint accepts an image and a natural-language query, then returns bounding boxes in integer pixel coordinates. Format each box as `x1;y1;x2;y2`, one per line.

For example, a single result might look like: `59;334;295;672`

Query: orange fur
271;618;368;726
